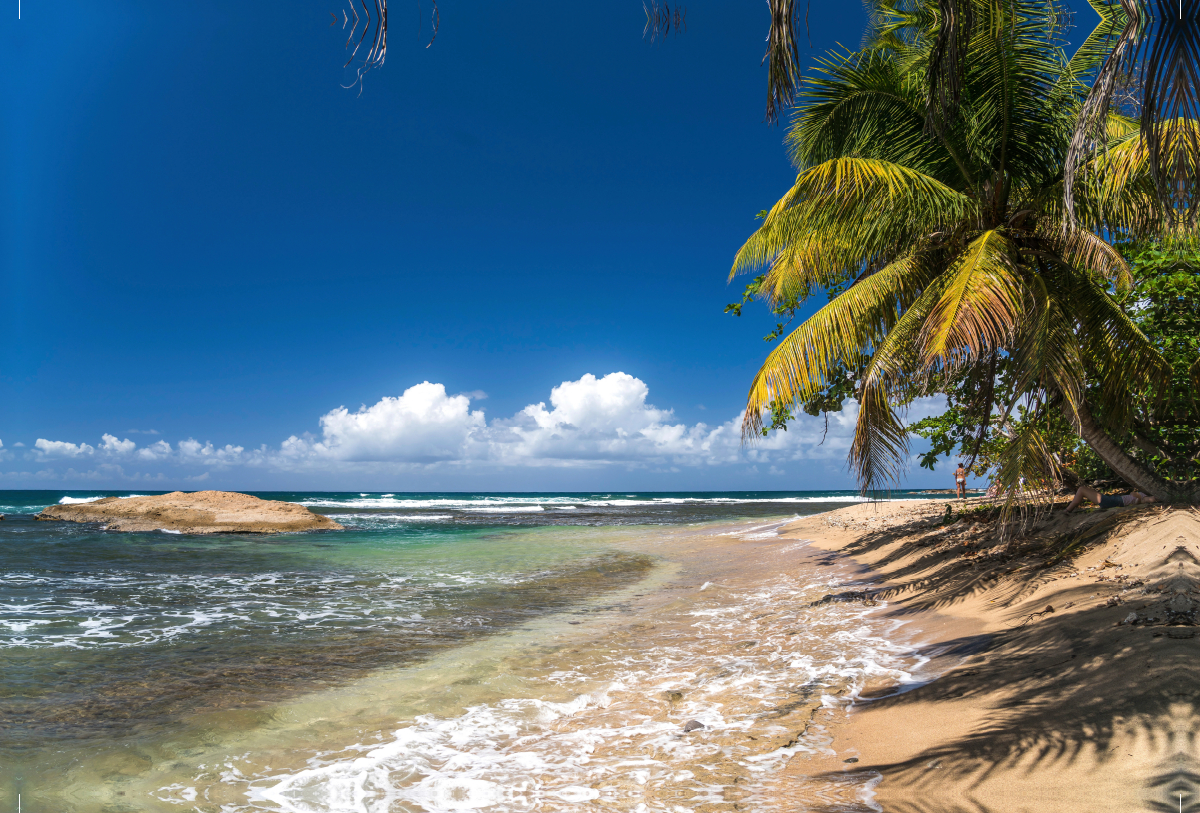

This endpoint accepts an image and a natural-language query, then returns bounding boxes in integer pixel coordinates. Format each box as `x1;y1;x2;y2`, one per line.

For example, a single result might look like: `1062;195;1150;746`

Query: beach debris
682;720;706;732
1011;605;1055;628
665;691;684;702
814;589;877;606
1123;612;1139;625
843;757;859;763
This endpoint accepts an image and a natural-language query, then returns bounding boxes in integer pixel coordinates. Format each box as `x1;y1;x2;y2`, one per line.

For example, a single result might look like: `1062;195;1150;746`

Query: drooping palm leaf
732;157;972;302
917;230;1025;367
742;253;933;437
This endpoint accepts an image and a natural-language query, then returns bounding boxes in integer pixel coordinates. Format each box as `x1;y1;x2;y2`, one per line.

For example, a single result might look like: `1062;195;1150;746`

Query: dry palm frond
764;0;807;124
925;0;976;132
1066;0;1200;228
643;1;687;44
917;230;1024;367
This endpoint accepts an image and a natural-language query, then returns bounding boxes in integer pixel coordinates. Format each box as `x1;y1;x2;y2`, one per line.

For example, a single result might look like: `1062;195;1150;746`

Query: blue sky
0;1;1028;491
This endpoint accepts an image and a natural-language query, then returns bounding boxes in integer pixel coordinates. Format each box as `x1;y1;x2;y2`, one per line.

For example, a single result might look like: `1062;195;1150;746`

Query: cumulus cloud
33;438;96;458
100;434;137;455
13;373;948;482
179;439;245;466
137;440;173;461
488;373;733;466
268;372;944;474
280;382;486;464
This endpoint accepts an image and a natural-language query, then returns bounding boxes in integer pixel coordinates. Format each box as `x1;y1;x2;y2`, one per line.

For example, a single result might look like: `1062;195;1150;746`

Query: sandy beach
775;498;1199;812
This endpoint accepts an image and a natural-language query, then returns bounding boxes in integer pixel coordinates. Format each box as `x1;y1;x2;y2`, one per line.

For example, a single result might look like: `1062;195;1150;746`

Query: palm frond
731;158;972;294
764;0;807;124
741;252;933;438
925;0;977;132
846;277;952;490
918;230;1024;367
1063;0;1145;222
1041;225;1134;290
994;419;1061;515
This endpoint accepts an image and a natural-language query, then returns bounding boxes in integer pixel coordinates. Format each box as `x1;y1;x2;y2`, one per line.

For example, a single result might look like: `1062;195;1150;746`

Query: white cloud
268;372;943;474
282;382;486;464
137;440;173;461
100;434;137;455
10;374;948;483
488;372;734;466
179;439;245;466
33;438;96;458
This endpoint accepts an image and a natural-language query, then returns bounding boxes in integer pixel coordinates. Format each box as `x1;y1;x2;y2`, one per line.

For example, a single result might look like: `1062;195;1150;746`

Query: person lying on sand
1064;486;1156;513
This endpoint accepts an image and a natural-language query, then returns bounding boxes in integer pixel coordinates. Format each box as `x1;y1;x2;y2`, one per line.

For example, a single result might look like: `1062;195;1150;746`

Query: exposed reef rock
37;491;343;535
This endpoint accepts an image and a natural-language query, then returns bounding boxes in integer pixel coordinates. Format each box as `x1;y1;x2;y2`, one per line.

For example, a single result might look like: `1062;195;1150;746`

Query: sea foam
231;571;928;813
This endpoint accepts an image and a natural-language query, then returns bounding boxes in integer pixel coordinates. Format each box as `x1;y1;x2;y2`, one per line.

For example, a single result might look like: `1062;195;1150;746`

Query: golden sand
778;499;1198;812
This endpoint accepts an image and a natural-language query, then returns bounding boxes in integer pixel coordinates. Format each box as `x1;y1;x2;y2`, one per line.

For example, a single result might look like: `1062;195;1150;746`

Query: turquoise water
0;490;941;811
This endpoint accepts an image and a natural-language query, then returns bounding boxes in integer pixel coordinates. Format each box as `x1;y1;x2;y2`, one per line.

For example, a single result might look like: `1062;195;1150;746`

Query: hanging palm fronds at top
758;1;1200;228
332;1;440;89
643;2;688;44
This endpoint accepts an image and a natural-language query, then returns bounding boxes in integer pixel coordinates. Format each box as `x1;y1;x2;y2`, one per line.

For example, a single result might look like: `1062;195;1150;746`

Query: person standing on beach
955;463;967;498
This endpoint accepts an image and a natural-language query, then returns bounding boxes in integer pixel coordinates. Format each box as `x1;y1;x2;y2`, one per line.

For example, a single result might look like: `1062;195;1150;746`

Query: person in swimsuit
955;463;967;498
1064;486;1156;513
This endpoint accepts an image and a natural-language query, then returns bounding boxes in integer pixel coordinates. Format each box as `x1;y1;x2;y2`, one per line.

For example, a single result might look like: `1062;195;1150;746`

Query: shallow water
0;491;941;812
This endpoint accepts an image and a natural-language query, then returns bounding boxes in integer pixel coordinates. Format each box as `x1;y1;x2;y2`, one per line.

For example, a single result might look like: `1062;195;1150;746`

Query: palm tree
763;1;1200;194
730;0;1192;501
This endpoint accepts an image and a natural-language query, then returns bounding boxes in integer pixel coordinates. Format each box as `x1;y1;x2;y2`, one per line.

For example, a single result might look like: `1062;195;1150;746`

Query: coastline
23;511;931;812
774;498;1199;812
19;492;1180;812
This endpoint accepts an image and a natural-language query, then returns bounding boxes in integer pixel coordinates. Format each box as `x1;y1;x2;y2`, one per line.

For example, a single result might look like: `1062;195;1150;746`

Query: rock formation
37;491;343;534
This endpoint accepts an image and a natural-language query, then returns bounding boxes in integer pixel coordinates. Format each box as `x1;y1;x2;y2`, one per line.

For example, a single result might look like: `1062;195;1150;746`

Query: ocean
0;490;944;812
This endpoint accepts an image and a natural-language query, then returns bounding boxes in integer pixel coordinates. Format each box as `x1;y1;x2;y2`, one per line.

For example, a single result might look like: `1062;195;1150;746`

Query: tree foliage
729;0;1189;505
